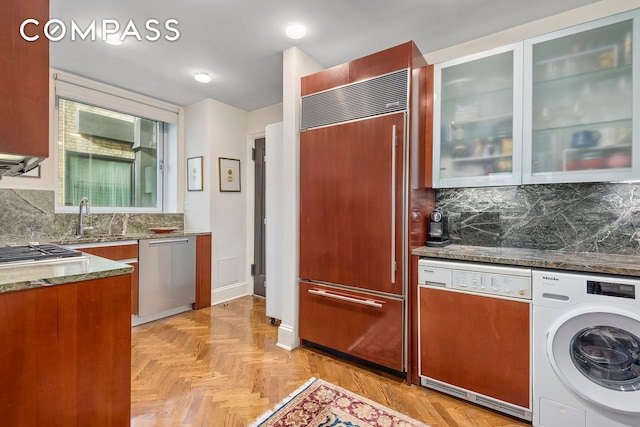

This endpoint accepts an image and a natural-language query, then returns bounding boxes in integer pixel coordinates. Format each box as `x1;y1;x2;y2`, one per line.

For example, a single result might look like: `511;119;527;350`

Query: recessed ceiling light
286;24;306;40
194;72;212;83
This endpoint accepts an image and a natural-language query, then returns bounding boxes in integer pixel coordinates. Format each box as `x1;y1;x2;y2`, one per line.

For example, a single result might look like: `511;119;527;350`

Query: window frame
52;70;181;214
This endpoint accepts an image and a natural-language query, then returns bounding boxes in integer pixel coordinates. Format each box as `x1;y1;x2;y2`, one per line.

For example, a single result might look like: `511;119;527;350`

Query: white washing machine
533;269;640;427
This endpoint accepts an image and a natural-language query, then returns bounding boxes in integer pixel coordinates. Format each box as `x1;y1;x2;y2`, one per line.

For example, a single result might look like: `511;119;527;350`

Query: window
57;99;163;209
53;71;181;212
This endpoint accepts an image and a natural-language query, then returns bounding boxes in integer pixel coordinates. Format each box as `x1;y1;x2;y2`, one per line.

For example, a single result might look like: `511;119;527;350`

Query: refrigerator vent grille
301;68;408;130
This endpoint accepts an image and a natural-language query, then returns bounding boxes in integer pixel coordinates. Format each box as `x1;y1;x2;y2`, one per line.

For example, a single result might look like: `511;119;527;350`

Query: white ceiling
49;0;600;112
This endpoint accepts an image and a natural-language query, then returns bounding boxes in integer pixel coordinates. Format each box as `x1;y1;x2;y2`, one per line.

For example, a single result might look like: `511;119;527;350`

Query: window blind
53;70;180;124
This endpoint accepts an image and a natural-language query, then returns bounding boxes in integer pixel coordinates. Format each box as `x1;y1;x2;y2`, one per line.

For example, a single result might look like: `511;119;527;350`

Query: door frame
253;136;267;297
245;132;265;297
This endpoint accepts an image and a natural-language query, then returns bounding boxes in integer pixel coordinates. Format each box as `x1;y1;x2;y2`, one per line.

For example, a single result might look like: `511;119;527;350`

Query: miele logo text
542;276;559;281
20;19;180;42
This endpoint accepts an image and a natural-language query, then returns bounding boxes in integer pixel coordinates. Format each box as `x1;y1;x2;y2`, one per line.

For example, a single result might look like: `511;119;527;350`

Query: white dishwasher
136;237;196;325
417;258;532;421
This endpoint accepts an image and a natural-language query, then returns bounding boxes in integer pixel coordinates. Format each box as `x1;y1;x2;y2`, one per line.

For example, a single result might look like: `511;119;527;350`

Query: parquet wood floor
131;295;531;427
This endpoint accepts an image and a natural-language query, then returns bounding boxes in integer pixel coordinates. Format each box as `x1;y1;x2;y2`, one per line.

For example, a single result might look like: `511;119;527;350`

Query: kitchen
2;0;640;426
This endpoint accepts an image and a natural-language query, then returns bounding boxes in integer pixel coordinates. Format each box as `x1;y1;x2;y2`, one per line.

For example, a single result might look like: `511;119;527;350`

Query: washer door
547;306;640;414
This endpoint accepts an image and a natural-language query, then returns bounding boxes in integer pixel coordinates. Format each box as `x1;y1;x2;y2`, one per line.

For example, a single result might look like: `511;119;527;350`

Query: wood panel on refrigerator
349;41;414;83
300;112;405;296
299;281;404;371
301;62;350;96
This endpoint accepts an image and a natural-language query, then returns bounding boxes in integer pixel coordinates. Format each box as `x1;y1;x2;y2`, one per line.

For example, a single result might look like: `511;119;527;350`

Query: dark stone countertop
412;244;640;277
0;254;133;294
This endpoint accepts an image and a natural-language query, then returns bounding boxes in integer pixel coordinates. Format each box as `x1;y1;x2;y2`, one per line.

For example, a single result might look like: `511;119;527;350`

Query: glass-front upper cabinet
433;43;523;188
523;10;639;184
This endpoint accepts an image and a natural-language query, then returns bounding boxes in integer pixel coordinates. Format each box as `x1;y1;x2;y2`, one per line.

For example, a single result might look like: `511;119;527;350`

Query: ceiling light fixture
286;23;306;40
194;72;212;83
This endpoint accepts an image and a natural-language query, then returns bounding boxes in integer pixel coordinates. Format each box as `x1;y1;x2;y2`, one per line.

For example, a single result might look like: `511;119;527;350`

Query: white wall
248;103;283;135
184;98;250;304
184;99;283;306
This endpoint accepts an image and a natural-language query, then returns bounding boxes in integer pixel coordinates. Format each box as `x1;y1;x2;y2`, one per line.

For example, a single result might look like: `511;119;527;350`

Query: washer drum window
570;326;640;392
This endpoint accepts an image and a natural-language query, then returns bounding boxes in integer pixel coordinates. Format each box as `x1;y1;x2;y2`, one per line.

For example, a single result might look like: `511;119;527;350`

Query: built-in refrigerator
298;65;414;372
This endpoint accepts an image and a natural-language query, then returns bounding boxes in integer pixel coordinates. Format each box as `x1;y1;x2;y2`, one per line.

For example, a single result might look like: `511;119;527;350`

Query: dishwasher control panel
418;259;532;300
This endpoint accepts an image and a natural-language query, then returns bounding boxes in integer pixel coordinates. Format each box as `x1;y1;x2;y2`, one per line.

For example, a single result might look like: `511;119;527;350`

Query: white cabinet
433;10;639;188
433;44;523;188
523;10;639;184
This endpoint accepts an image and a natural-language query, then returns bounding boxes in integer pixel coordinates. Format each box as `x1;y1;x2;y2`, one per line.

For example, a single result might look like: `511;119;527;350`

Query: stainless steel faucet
76;197;90;236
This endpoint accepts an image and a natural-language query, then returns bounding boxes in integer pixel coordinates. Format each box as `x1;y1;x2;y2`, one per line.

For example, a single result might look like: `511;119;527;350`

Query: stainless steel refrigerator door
138;237;196;318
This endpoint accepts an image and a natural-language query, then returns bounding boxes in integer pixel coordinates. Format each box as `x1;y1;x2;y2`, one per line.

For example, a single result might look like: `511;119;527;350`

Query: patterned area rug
250;377;431;427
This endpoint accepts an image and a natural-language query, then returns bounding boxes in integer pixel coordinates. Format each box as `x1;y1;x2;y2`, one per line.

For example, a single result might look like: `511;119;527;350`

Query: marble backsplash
436;182;640;255
0;189;184;244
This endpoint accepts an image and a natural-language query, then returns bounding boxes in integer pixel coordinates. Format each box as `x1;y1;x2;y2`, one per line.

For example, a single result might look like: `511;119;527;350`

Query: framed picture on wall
218;157;241;192
187;156;204;191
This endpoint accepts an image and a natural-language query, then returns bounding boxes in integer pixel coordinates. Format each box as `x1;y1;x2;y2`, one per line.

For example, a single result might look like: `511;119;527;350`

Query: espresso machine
426;207;450;247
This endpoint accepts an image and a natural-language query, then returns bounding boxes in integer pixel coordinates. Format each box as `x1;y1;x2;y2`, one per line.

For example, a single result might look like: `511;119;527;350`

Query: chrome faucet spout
76;197;90;236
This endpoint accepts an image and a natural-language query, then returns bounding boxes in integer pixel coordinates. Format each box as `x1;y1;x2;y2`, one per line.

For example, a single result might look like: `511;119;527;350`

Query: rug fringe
249;377;318;427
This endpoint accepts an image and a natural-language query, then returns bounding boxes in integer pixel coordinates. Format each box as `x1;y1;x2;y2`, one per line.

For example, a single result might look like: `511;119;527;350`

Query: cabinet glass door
433;44;522;188
523;11;639;184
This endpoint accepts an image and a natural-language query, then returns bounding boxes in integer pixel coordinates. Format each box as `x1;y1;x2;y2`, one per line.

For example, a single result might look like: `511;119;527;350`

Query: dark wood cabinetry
299;281;404;371
0;0;49;158
301;63;349;96
0;275;132;426
419;286;531;408
300;113;405;296
299;42;435;373
194;234;212;309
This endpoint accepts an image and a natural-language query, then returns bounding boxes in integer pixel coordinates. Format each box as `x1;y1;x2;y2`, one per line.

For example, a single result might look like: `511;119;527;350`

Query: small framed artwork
218;157;241;192
187;156;204;191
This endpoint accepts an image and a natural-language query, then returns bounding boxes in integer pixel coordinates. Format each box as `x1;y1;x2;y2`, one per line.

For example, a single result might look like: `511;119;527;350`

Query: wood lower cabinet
419;286;530;409
0;275;132;426
78;242;139;315
299;281;404;371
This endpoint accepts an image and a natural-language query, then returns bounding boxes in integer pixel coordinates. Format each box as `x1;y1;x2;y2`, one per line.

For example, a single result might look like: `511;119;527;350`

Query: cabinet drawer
80;243;138;260
299;281;404;371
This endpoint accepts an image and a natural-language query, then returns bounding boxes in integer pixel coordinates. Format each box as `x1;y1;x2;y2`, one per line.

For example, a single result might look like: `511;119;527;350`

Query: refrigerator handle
308;289;383;308
391;124;396;285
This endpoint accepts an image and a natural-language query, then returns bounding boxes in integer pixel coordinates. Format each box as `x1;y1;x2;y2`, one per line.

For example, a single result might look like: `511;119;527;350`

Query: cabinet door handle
391;124;397;285
148;238;190;246
308;289;383;308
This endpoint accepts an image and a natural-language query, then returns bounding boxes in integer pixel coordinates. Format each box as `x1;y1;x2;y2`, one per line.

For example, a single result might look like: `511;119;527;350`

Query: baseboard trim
211;281;251;305
277;323;298;351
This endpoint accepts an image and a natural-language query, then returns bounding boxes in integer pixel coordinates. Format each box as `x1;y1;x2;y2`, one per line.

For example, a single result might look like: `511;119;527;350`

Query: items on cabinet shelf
434;10;638;188
524;12;638;184
433;43;521;188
